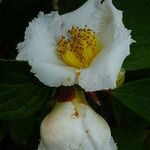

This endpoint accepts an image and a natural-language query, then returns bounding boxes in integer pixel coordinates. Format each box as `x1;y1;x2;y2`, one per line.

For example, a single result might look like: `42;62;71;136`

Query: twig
52;0;59;11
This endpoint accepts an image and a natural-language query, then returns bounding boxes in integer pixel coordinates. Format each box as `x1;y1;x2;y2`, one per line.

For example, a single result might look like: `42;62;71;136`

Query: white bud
37;100;117;150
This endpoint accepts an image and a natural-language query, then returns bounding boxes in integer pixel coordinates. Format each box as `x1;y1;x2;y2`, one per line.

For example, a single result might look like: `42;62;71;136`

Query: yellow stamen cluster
57;26;102;69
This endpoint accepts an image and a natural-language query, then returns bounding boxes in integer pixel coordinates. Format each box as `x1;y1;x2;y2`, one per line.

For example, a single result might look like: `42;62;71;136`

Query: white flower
37;95;117;150
16;0;134;91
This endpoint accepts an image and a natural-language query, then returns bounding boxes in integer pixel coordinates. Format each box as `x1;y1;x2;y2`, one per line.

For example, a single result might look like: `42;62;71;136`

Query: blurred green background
0;1;53;149
0;0;150;149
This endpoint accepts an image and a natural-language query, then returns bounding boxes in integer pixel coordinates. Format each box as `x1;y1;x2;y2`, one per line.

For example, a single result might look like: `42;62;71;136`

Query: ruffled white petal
61;0;100;29
17;12;62;64
78;0;134;91
30;61;75;87
37;142;46;150
38;101;117;150
105;137;117;150
16;11;76;87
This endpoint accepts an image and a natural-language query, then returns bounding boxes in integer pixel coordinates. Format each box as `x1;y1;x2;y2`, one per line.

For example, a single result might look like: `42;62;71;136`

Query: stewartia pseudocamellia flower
16;0;133;91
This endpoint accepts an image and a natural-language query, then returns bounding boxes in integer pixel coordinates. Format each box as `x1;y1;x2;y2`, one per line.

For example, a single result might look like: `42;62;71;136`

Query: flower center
57;26;102;69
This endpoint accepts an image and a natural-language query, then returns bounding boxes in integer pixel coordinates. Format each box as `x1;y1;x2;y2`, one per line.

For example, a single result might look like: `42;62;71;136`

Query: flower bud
116;68;125;88
38;87;117;150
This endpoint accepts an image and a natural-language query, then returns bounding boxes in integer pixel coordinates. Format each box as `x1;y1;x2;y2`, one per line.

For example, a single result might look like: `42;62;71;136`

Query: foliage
112;78;150;122
0;60;52;119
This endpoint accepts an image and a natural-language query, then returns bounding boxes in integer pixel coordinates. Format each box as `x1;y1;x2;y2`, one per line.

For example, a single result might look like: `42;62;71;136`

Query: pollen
57;26;102;69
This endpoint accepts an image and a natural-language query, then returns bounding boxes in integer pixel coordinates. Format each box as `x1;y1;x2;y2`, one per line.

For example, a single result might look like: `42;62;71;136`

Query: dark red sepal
55;86;76;102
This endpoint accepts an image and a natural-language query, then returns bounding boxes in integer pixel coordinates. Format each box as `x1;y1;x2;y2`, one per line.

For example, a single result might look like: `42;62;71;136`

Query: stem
52;0;59;11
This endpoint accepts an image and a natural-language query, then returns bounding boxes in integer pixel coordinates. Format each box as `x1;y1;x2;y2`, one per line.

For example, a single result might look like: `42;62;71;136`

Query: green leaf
0;60;52;119
113;0;150;70
0;121;7;142
9;117;35;145
112;128;149;150
112;78;150;122
125;68;150;82
111;97;149;130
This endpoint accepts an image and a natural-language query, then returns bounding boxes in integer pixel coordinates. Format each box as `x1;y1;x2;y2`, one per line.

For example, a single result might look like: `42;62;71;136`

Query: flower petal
104;137;117;150
30;61;75;87
38;142;46;150
88;0;124;42
16;11;76;87
83;104;114;149
16;11;64;65
61;0;101;29
78;0;134;91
